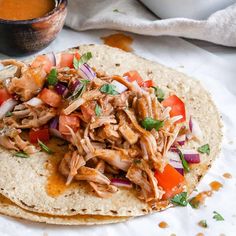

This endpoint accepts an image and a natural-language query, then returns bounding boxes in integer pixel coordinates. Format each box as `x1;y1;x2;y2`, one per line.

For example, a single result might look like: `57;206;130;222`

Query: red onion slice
78;63;96;81
0;98;17;119
26;97;43;107
181;149;200;163
167;151;183;169
189;116;203;141
55;83;68;97
176;134;186;146
46;52;56;66
49;117;63;139
111;80;128;93
110;178;132;188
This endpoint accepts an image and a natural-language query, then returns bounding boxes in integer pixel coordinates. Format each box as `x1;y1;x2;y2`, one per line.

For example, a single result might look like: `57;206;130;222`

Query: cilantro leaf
113;9;119;13
5;111;12;117
95;104;102;116
198;144;210;155
141;117;164;131
47;68;58;86
69;80;89;100
178;149;190;172
152;86;165;102
171;192;188;206
14;152;29;158
73;52;92;69
198;220;208;228
100;84;119;95
213;211;224;221
38;139;53;154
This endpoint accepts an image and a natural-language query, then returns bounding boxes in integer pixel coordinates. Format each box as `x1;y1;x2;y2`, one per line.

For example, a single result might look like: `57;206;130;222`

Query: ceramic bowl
140;0;236;20
0;0;67;56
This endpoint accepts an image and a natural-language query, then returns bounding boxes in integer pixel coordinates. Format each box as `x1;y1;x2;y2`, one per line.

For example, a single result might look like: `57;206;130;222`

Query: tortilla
0;194;129;225
0;44;222;219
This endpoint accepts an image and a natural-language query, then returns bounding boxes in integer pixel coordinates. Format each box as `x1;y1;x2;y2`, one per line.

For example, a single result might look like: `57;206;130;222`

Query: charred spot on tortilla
0;44;222;223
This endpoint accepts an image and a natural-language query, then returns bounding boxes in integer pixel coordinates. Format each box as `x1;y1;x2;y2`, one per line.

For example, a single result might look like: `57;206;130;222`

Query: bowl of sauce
0;0;67;56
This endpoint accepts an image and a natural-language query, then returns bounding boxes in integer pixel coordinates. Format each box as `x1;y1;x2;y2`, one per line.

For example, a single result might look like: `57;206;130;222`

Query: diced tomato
80;101;96;122
58;52;81;69
31;55;53;73
142;80;154;88
39;88;62;108
59;115;80;136
0;88;12;105
155;164;185;200
123;70;143;86
162;95;186;123
29;128;50;143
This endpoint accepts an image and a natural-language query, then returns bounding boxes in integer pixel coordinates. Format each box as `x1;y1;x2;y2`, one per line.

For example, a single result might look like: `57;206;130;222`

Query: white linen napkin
65;0;236;47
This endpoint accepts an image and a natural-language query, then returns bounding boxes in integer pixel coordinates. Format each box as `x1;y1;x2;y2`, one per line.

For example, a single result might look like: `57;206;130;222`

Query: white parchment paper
0;29;235;236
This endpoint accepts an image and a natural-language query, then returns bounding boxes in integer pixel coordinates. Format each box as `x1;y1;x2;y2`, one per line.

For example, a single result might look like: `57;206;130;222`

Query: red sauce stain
101;33;133;52
158;221;169;228
209;181;223;191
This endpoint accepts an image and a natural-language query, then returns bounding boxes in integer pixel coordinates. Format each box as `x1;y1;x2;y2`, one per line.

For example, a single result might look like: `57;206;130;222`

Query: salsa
0;0;55;21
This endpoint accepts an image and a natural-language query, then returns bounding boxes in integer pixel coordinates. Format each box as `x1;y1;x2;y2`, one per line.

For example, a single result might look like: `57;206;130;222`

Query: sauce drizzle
101;33;133;52
223;172;232;179
209;181;223;191
158;221;169;228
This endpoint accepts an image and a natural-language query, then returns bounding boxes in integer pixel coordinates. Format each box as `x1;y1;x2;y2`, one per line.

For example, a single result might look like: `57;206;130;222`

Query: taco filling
0;50;207;207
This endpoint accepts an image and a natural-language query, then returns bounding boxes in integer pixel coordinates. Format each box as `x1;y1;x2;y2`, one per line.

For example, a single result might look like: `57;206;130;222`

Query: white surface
140;0;236;19
0;28;236;236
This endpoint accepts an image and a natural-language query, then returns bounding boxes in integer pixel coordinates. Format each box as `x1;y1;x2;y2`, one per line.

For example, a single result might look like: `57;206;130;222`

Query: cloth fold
65;0;236;47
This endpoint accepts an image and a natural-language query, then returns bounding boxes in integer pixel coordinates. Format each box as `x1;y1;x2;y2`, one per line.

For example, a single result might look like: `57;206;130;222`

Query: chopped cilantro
38;139;53;154
47;68;58;86
69;80;89;100
14;152;29;158
152;86;165;102
95;104;102;116
100;84;119;95
5;111;12;117
171;192;188;206
198;144;210;155
113;9;119;13
198;220;208;228
213;211;224;221
141;117;164;131
178;149;190;173
73;52;92;69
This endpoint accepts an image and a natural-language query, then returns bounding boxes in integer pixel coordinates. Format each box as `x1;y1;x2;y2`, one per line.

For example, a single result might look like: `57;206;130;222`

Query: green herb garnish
171;192;188;206
152;86;165;102
141;117;164;131
47;68;58;86
198;144;210;155
178;149;190;172
95;104;102;116
113;9;119;13
14;152;29;158
100;84;119;95
198;220;208;228
5;111;12;117
38;139;53;154
73;52;92;69
133;159;141;164
213;211;224;221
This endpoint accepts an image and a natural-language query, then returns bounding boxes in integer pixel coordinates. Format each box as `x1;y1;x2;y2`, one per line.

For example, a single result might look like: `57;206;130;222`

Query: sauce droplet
209;181;223;191
196;233;204;236
189;191;212;209
101;33;133;52
158;221;169;228
223;172;232;179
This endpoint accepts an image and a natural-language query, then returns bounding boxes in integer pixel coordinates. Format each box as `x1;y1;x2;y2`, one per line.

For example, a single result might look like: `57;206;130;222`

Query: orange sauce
209;181;223;191
158;221;169;228
223;172;232;179
196;233;204;236
190;191;212;208
0;0;55;20
101;33;133;52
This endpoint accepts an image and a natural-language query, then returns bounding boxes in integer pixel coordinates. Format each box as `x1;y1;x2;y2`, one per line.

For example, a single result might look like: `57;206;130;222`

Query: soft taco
0;44;222;224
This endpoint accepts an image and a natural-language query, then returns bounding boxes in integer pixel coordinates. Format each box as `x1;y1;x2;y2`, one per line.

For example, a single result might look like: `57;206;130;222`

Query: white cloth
65;0;236;47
